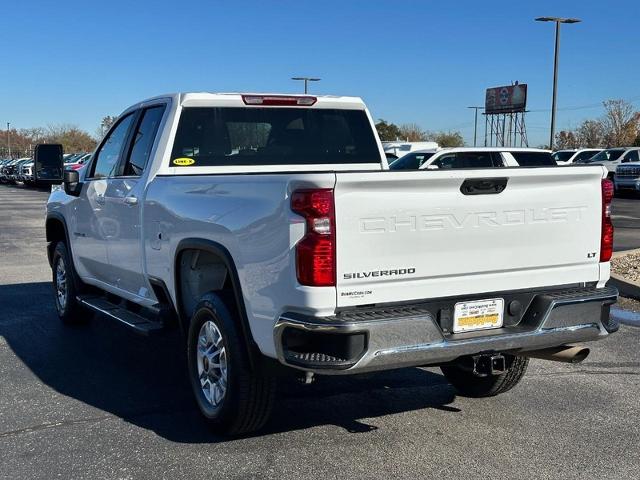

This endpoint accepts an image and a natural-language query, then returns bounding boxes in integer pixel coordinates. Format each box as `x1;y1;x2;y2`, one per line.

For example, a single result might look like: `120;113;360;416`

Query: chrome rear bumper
274;285;618;374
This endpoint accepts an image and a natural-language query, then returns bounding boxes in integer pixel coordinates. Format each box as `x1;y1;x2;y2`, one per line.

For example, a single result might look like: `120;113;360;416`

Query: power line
527;95;640;113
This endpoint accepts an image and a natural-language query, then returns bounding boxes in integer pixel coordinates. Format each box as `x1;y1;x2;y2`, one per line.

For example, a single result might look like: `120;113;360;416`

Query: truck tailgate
334;167;606;307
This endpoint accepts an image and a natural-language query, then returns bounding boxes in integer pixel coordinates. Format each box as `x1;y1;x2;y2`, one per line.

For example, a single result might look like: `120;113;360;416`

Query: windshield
389;152;435;170
171;107;380;166
587;149;624;163
552;151;574;162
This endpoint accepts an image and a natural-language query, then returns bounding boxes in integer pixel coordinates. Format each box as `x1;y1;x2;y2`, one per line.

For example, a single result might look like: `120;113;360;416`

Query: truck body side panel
142;173;336;357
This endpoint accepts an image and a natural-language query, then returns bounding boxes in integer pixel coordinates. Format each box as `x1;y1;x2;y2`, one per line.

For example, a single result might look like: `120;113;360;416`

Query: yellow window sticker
173;157;195;166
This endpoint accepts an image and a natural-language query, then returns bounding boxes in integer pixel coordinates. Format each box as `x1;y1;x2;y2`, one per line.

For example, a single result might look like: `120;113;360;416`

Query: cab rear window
170;107;380;166
510;151;556;166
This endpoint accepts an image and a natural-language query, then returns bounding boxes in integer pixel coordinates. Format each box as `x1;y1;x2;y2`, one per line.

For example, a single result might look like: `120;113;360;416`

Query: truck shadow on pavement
0;281;460;443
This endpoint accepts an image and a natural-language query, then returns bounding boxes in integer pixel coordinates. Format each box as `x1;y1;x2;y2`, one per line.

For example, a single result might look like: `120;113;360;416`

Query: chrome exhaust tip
519;345;590;364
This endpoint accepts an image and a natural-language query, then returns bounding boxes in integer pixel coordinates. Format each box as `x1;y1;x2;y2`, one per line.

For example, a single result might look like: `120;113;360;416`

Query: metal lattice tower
484;111;528;147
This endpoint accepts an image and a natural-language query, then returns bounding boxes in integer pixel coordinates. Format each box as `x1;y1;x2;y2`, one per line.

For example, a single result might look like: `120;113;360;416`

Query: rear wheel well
174;240;278;373
176;248;234;322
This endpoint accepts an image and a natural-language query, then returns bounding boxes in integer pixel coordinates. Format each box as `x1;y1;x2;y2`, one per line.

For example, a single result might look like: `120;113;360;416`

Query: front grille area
616;166;640;178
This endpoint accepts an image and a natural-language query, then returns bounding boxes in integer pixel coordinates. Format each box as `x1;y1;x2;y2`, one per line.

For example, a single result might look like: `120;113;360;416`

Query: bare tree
398;123;428;142
426;131;465;147
600;99;638;146
554;130;580;149
46;124;97;152
576;120;605;148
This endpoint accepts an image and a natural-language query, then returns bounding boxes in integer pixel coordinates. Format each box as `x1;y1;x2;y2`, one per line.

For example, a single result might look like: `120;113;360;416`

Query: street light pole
467;107;484;146
535;16;581;149
291;77;321;94
6;122;10;159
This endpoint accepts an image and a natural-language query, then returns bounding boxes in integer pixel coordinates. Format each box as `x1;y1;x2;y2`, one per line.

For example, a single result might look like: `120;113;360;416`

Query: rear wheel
51;241;90;325
441;355;529;397
187;293;277;435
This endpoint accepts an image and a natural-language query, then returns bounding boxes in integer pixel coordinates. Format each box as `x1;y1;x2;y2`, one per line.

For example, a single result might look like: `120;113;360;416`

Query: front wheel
441;355;529;398
187;293;277;435
51;241;90;325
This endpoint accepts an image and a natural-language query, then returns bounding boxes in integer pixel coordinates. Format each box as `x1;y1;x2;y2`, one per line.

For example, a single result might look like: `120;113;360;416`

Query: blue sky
1;0;638;146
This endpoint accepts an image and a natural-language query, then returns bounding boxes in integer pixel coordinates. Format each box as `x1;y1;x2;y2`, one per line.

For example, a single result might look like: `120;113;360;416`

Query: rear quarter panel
143;173;336;357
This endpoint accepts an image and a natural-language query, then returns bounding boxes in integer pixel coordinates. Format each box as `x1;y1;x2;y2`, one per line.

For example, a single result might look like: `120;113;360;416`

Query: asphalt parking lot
1;184;639;479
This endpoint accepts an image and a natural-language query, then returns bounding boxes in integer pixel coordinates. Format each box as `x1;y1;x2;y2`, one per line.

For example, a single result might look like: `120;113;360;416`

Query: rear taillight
600;178;614;262
291;189;336;286
71;164;83;170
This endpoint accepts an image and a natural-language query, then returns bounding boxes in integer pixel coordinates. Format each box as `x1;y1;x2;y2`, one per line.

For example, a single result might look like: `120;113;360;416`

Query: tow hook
459;353;507;377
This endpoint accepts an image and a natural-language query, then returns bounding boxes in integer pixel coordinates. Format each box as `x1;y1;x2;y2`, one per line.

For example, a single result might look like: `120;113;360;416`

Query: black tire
441;355;529;398
51;241;90;325
187;293;277;435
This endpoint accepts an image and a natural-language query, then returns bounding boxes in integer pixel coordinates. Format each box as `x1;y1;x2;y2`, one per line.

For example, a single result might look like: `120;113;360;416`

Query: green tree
96;115;117;140
375;119;402;141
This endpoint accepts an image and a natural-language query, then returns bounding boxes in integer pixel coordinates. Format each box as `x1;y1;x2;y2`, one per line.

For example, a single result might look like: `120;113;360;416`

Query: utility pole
467;107;484;146
535;16;581;149
291;77;321;94
6;122;10;158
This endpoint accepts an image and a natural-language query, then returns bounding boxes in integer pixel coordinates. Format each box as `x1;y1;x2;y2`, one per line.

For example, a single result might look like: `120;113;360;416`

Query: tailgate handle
460;177;508;195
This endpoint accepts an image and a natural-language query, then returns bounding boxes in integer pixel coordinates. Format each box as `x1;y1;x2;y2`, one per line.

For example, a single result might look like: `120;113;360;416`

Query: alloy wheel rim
55;258;67;310
196;320;228;409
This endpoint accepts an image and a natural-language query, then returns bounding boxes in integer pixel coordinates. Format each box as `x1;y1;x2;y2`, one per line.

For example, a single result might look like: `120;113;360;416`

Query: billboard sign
485;84;527;114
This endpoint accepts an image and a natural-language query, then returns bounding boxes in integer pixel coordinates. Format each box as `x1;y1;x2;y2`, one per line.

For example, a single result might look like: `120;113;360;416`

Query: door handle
124;195;138;206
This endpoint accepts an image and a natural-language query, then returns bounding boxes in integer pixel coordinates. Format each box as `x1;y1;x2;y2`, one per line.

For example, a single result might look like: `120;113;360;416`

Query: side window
90;114;135;178
432;154;456;169
455;152;498;168
122;106;165;176
432;152;497;169
623;150;639;163
576;151;594;162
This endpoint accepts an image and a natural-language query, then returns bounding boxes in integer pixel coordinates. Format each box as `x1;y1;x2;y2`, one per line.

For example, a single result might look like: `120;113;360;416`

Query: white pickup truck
40;93;618;435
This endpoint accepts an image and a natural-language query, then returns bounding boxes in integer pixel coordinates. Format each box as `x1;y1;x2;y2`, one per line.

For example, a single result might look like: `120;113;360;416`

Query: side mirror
34;143;64;183
426;164;440;170
63;169;82;196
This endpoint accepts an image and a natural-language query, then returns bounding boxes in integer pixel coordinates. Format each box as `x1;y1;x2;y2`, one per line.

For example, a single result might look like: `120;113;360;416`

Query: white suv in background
389;147;555;170
585;147;640;176
552;149;601;165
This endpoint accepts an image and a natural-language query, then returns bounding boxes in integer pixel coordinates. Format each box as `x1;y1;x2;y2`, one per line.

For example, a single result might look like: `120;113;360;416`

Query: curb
612;247;640;259
608;248;640;300
608;274;640;301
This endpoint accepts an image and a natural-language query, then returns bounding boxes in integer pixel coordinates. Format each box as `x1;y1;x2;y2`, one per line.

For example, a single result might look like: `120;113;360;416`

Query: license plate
453;298;504;333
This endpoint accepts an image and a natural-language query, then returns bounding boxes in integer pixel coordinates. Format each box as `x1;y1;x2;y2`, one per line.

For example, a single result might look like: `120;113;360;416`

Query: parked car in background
382;141;439;159
1;157;31;183
389;147;555;170
552;149;601;165
387;149;438;170
12;158;32;183
614;162;640;195
64;153;92;171
20;159;35;184
581;147;640;177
